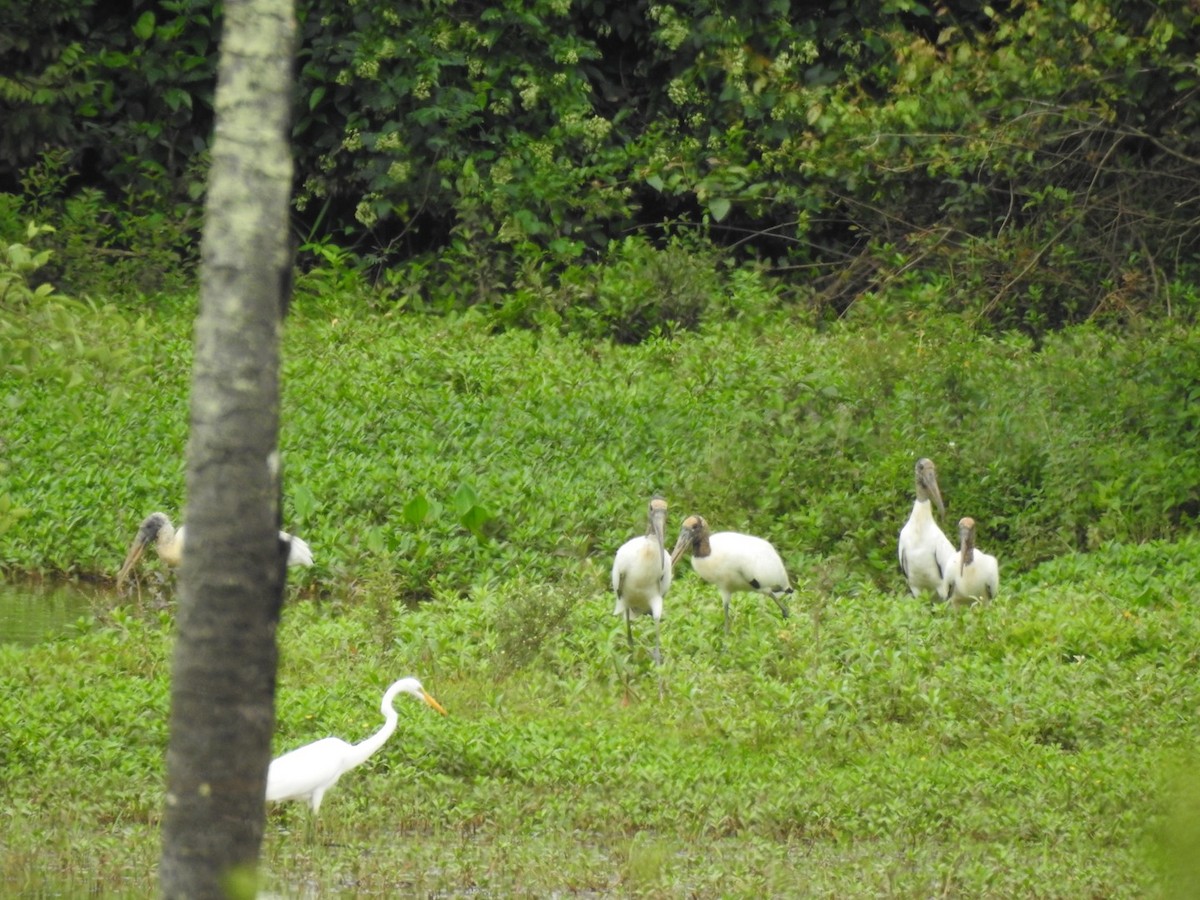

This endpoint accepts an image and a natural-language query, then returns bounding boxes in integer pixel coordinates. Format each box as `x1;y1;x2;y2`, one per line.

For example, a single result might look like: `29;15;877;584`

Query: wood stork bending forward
116;511;314;588
266;677;447;816
940;516;999;605
611;496;672;664
670;515;792;633
898;457;956;598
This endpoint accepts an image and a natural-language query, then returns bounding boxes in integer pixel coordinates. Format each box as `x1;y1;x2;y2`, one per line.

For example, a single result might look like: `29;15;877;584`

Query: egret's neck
344;706;399;771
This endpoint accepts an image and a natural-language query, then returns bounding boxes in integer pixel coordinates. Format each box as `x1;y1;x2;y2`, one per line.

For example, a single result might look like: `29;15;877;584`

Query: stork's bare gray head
670;514;709;565
914;458;946;518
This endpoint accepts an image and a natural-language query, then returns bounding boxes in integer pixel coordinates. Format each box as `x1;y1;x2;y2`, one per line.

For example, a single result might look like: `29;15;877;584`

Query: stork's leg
652;614;662;666
722;590;732;634
625;609;634;649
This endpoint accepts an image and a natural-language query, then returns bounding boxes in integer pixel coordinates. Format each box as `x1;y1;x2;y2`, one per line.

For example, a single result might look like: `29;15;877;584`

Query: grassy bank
2;294;1199;895
2;293;1197;591
3;535;1200;895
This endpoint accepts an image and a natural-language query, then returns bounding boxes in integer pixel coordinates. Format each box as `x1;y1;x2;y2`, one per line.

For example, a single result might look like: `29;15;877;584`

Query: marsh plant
1;283;1198;895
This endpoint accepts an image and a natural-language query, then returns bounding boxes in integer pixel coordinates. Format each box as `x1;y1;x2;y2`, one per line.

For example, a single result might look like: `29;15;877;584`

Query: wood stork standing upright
669;515;792;632
266;676;447;817
939;516;999;605
116;511;314;588
611;496;672;664
898;457;956;598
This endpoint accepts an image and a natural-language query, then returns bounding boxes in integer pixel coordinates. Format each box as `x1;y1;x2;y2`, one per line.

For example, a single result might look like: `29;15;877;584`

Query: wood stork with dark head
939;516;999;605
898;457;956;598
669;515;792;633
116;511;314;588
611;496;672;664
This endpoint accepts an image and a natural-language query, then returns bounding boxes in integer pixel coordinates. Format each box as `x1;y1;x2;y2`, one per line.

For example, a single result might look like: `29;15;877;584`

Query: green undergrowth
2;289;1199;893
1;293;1197;601
2;537;1200;895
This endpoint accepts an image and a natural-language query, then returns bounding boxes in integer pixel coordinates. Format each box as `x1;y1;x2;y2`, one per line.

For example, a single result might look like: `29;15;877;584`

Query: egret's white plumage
670;515;792;632
940;517;999;605
898;458;956;598
611;496;672;664
266;677;447;815
116;511;313;587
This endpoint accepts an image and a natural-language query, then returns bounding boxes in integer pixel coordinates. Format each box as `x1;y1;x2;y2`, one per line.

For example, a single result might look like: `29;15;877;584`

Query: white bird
266;677;447;816
940;516;999;605
669;515;792;633
116;511;313;587
611;496;672;664
898;457;956;598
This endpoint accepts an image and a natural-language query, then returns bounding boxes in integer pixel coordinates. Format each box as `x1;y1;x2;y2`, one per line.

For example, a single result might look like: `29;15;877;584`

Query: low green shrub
2;289;1197;597
3;538;1198;894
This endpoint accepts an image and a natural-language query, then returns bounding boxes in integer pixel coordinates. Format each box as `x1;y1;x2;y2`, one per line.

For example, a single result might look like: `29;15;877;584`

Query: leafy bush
5;0;1200;326
3;289;1197;596
10;150;200;297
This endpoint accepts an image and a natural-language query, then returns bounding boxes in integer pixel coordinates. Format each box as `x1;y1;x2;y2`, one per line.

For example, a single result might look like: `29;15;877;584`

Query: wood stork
939;516;999;605
266;677;447;816
611;496;672;664
116;511;314;588
898;457;956;598
669;515;792;633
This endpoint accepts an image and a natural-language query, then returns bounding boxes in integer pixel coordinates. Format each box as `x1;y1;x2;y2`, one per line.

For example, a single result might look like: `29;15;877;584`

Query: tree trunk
159;1;296;897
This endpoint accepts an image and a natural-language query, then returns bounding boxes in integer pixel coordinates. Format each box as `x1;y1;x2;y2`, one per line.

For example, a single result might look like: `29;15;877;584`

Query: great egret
940;516;999;605
898;457;956;598
611;496;672;664
116;511;313;587
265;677;447;815
669;515;792;632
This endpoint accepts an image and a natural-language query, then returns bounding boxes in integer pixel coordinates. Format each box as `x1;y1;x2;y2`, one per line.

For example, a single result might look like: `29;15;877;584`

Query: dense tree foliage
2;0;1198;329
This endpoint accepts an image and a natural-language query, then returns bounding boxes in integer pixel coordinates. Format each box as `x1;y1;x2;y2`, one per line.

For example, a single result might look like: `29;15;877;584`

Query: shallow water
0;578;97;646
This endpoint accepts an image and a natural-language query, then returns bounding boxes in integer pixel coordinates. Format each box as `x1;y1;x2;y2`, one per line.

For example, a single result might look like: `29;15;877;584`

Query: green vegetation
2;1;1200;888
1;281;1196;589
2;282;1199;894
4;0;1200;322
5;1;1199;892
3;537;1200;895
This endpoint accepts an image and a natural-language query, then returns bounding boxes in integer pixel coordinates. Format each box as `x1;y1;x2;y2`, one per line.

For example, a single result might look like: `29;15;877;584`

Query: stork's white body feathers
169;524;313;568
611;497;672;664
671;516;792;632
611;537;672;621
898;499;955;597
940;517;999;605
898;458;955;598
117;511;313;586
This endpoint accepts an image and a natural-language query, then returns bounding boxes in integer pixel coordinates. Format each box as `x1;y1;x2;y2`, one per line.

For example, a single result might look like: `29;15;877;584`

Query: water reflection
0;578;98;646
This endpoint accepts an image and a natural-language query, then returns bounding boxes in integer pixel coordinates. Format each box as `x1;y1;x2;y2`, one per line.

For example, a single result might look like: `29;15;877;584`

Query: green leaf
460;504;491;542
453;482;479;517
133;12;156;41
291;483;317;521
708;198;732;222
364;526;386;555
403;493;431;526
163;88;192;112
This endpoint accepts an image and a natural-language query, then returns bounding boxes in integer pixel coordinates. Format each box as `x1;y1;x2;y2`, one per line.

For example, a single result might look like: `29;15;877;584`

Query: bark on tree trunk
159;1;296;897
